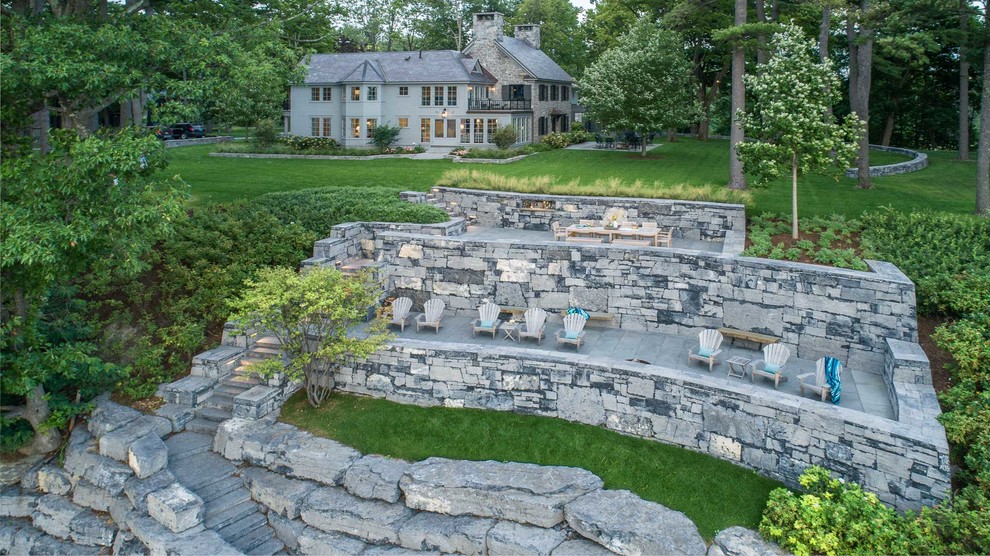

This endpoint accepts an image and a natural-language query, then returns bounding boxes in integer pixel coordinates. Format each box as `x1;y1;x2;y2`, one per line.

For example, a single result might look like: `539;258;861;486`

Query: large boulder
397;511;495;555
551;538;615;555
147;484;204;533
0;489;40;518
707;526;791;556
88;399;142;438
485;521;567;556
32;494;83;540
72;479;115;512
400;458;604;528
124;469;176;514
99;416;170;462
300;486;413;544
241;466;318;519
564;489;706;556
343;455;410;503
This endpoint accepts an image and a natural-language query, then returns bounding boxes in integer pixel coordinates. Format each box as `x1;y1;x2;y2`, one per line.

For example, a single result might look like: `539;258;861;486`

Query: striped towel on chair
825;356;842;404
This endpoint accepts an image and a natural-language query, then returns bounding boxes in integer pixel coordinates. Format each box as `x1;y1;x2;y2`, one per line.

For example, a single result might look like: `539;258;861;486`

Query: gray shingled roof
305;51;495;85
496;37;573;83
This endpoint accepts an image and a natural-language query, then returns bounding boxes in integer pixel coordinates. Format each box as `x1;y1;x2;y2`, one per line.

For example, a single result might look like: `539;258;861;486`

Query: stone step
214;510;267;540
165;432;213;461
247;537;286;556
253;337;281;349
196;407;232;423
196;476;243;504
185;417;220;435
227;372;263;385
172;452;237;492
247;346;282;356
204;499;259;530
204;488;251;519
215;383;251;397
230;521;276;552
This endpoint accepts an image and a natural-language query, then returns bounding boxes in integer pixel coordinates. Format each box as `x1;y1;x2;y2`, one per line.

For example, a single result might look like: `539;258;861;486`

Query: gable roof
304;50;496;85
495;36;573;83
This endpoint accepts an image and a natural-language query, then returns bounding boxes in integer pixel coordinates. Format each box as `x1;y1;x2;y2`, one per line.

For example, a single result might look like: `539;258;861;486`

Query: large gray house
284;13;574;148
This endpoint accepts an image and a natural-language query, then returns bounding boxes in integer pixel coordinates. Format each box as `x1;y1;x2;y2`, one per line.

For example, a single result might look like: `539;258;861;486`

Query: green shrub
860;209;990;315
457;148;526;160
491;125;518;149
760;467;945;556
742;213;866;270
568;129;592;144
253;119;279;148
0;417;34;454
369;123;401;150
542;132;571;149
521;142;553;154
279;135;340;151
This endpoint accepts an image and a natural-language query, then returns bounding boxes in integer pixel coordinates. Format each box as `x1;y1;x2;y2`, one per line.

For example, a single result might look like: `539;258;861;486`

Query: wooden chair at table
550;221;568;241
750;344;791;389
518;307;548;345
389;296;413;332
637;222;658;245
471;302;502;339
656;227;673;248
415;299;446;333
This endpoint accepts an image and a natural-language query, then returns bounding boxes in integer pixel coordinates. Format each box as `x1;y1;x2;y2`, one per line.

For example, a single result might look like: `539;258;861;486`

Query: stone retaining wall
337;338;949;511
844;145;928;178
430;187;746;244
376;233;917;372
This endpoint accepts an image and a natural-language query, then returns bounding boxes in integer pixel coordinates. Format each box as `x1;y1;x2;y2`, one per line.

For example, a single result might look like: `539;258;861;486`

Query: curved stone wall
339;337;949;511
844;145;928;178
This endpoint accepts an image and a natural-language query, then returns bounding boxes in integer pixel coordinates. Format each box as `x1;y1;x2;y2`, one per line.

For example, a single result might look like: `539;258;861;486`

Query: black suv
169;123;205;139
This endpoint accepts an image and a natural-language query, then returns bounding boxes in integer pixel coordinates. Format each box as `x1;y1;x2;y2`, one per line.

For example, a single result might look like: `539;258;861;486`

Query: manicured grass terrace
170;138;978;217
280;392;783;540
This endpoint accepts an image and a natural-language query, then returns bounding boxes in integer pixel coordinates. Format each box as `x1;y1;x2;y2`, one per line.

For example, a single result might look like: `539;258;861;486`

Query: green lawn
168;138;978;217
280;392;783;540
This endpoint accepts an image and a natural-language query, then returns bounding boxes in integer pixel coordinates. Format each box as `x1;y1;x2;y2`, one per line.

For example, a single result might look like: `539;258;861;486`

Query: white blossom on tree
737;24;864;239
578;18;695;157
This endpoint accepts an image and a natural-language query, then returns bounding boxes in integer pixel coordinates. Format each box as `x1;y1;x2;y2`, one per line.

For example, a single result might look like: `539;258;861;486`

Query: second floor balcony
468;99;532;111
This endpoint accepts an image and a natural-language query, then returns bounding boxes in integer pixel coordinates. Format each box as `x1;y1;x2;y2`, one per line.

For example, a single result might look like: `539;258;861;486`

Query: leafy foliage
491;125;518;150
743;213;867;270
253;120;280;148
579;17;695;156
368;123;402;150
229;267;391;407
760;467;945;556
541;132;572;149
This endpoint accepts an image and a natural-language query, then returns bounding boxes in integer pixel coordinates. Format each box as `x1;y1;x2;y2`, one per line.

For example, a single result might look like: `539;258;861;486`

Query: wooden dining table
565;225;661;245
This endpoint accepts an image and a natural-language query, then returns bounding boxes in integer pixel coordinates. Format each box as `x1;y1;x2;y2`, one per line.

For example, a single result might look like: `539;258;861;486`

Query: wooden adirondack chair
518;307;548;345
472;302;502;339
687;329;723;372
389;297;413;332
750;343;791;389
415;299;445;333
555;313;588;350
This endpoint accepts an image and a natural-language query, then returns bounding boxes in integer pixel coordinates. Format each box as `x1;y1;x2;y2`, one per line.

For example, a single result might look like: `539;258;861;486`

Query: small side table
502;323;519;342
726;356;751;379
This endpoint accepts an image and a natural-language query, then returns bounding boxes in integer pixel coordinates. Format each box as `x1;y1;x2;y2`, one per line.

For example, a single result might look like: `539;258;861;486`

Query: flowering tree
229;266;391;407
579;18;695;157
737;24;864;239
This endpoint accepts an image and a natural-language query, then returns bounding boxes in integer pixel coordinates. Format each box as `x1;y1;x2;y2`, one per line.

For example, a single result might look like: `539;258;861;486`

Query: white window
398;117;409;128
367;86;378;101
351;118;360;138
473;118;484;143
460;119;470;143
310;117;332;137
366;118;377;137
420;118;431;142
447;86;457;106
512;116;532;143
312;87;331;101
399;86;409;96
487;119;498;142
434;86;444;106
351;87;361;101
322;87;332;101
421;86;431;106
311;88;320;101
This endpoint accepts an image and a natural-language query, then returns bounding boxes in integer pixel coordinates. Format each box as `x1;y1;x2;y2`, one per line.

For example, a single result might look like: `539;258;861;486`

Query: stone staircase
166;432;284;555
185;337;283;436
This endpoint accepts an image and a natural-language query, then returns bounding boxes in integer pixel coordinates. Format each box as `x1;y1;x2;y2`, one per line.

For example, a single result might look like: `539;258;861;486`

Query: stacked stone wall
431;187;746;246
377;234;917;372
337;338;949;511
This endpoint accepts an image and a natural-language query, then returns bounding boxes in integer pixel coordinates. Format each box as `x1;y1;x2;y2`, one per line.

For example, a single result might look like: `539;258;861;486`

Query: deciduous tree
737;25;863;239
579;18;695;156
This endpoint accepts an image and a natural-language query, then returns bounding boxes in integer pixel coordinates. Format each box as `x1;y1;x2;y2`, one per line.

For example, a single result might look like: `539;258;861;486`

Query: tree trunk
728;0;747;190
20;385;62;455
847;17;859;115
976;5;990;216
959;0;970;160
667;128;676;142
854;0;873;189
881;110;894;146
792;152;799;240
755;0;767;66
641;138;648;157
820;5;832;117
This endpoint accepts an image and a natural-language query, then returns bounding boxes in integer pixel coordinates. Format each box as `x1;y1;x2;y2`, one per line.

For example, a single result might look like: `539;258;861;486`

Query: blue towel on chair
825;356;842;404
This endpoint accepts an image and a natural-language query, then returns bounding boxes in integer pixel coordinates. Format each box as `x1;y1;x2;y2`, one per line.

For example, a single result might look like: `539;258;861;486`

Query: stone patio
389;315;895;420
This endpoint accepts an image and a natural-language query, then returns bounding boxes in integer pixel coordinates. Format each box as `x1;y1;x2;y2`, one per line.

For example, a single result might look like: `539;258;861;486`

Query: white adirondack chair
750;343;791;389
415;299;445;333
798;357;842;402
518;307;548;345
389;297;413;332
472;302;502;339
555;313;588;350
687;329;723;372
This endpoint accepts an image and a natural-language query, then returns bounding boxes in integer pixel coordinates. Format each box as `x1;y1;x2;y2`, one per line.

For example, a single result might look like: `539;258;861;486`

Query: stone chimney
514;24;541;49
473;12;504;42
